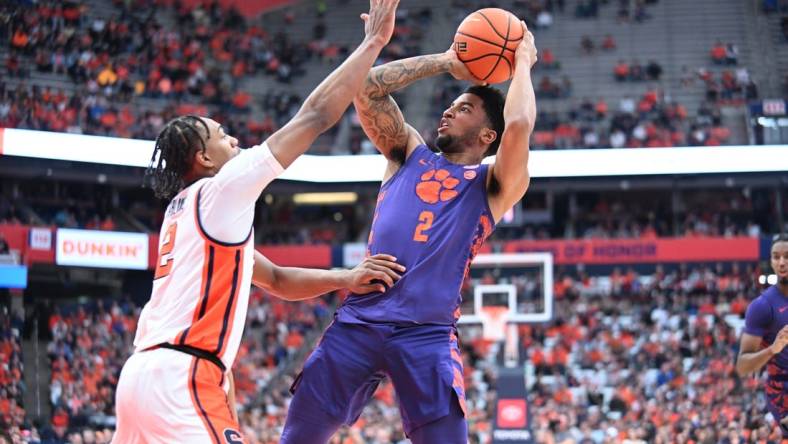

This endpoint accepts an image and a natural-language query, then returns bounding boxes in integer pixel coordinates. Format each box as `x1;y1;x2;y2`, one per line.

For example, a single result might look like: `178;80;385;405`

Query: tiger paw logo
416;169;460;204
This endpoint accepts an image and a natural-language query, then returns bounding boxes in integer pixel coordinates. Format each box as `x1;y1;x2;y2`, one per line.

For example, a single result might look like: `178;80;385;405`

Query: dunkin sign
56;229;149;270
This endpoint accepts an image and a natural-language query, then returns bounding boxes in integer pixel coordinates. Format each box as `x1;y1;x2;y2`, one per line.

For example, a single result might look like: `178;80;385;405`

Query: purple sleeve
408;144;431;162
744;297;772;337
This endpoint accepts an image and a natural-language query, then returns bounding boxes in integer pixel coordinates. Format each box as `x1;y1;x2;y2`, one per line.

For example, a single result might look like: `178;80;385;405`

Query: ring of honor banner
493;368;533;444
501;236;758;264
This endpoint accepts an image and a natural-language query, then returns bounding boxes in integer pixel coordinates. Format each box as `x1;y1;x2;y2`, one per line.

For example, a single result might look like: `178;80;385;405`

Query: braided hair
145;115;210;200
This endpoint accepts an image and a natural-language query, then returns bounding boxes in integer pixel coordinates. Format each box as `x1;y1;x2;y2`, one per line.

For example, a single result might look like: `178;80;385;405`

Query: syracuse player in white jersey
112;1;403;442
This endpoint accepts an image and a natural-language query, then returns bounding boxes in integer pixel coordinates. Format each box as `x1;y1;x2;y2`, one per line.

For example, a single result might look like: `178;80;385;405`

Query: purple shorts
766;363;788;436
288;320;466;435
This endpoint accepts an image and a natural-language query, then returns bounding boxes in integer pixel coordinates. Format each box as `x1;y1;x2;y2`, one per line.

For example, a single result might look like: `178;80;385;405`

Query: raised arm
488;24;538;222
252;251;406;301
265;0;399;168
353;49;478;166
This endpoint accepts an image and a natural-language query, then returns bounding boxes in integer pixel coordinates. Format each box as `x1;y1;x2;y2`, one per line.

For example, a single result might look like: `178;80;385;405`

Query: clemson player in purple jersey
279;22;539;444
737;234;788;436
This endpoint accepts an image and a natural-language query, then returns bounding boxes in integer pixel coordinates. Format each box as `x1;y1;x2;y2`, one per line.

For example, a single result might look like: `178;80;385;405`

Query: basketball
453;8;524;84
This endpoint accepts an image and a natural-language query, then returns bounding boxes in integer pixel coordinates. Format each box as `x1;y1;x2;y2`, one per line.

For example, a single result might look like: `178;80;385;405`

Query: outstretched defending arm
252;251;406;301
266;0;400;168
198;0;399;245
488;23;538;222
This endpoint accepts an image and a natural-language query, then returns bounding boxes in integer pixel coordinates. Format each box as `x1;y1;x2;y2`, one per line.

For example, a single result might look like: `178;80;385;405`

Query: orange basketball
453;8;524;84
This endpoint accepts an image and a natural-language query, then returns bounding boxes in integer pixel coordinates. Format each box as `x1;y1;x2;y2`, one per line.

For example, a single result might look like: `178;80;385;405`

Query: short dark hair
773;233;788;246
145;115;209;200
464;85;505;156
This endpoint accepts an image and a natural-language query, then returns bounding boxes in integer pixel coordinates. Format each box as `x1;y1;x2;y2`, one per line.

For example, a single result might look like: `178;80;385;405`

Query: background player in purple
280;22;538;444
737;234;788;435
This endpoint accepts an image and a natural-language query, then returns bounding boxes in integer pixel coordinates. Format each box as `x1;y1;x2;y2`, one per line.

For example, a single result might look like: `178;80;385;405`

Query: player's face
772;241;788;284
200;117;240;172
435;93;489;153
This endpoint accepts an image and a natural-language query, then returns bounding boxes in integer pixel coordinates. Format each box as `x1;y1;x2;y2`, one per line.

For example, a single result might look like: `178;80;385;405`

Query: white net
479;306;509;341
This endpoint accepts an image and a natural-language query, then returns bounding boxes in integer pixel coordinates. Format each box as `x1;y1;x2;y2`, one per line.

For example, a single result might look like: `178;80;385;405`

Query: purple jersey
744;285;788;371
337;145;495;325
744;285;788;430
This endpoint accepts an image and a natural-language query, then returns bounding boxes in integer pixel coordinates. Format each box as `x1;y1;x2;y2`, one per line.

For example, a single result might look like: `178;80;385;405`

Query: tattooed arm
354;49;477;177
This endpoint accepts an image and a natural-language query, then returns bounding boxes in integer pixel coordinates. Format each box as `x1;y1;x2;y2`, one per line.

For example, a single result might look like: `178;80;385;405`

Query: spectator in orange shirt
602;34;616;50
99;215;115;231
540;48;558;69
711;41;727;64
10;29;29;52
553;384;573;405
614;60;629;81
595;98;608;119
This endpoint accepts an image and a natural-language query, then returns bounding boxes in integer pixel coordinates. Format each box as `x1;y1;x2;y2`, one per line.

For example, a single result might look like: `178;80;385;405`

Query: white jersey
133;142;283;369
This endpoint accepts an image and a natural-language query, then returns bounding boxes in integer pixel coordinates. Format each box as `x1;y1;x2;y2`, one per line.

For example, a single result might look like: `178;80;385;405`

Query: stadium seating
47;302;138;433
0;309;26;439
2;179;780;243
7;265;777;442
331;265;784;443
3;0;779;152
1;1;786;442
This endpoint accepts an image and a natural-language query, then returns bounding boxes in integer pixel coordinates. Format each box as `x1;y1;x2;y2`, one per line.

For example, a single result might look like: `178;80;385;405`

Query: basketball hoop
479;306;509;342
457;253;554;367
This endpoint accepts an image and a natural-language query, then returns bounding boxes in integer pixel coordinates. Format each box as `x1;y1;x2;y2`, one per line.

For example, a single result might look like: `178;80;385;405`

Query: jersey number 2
413;211;434;243
154;222;177;280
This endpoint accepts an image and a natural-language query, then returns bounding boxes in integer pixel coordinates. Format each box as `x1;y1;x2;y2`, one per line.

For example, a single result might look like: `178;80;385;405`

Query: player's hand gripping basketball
346;253;406;294
772;325;788;355
360;0;400;47
445;47;487;85
515;21;538;69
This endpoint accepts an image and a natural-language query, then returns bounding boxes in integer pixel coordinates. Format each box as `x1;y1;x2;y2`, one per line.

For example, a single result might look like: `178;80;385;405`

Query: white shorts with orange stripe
113;348;244;444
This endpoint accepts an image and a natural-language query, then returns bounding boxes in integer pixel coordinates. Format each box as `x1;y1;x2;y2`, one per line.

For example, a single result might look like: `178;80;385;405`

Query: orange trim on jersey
215;249;244;358
188;358;245;443
449;329;467;416
175;242;213;345
452;367;464;389
178;245;243;355
450;347;462;364
457;393;468;417
188;358;221;444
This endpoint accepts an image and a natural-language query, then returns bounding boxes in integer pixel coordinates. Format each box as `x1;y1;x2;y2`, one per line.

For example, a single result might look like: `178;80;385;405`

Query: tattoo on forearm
356;95;408;154
356;55;450;154
363;54;451;99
